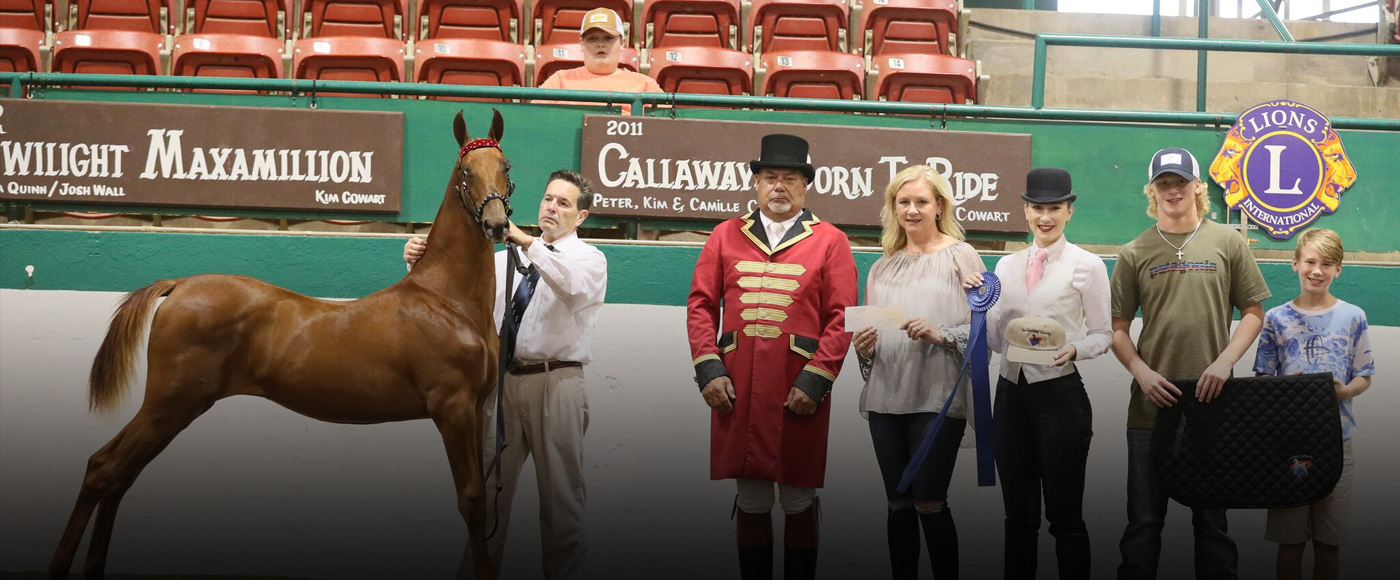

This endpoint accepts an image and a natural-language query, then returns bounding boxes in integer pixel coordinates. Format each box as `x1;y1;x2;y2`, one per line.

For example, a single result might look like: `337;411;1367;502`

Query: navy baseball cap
1148;147;1200;182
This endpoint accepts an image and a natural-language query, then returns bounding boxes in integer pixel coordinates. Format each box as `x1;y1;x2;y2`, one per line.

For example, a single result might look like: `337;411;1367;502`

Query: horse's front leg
429;389;494;580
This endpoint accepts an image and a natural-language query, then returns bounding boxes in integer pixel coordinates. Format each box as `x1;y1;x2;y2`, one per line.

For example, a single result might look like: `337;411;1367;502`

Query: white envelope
845;305;905;331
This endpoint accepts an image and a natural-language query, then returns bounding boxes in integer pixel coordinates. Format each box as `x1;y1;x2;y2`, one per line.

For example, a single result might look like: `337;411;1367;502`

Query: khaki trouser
474;365;590;579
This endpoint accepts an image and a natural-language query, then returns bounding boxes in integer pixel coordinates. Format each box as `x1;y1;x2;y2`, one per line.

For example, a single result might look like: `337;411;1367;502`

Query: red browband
460;138;501;157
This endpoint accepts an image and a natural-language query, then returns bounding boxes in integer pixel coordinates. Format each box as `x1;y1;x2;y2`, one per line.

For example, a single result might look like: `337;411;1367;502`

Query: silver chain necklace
1156;219;1203;261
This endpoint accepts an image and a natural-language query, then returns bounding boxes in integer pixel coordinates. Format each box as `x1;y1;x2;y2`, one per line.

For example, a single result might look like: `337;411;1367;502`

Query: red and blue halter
456;138;514;221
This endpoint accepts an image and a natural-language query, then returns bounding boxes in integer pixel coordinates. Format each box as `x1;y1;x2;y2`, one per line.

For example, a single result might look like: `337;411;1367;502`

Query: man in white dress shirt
404;169;608;580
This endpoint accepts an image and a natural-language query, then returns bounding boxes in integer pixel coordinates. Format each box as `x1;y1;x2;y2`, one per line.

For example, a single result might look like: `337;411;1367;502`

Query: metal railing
1251;0;1297;41
1031;33;1400;114
3;72;1398;131
1150;0;1369;41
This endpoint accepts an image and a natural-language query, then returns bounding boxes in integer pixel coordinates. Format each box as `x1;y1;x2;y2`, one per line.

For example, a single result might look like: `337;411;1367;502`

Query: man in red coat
687;134;858;580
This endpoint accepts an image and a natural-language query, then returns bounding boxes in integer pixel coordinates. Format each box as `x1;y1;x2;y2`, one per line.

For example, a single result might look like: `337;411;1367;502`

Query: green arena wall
5;92;1398;254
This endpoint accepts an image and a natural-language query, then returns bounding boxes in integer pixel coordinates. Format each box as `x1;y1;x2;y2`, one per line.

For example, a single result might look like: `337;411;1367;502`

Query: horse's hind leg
430;392;494;580
49;432;125;579
49;397;213;580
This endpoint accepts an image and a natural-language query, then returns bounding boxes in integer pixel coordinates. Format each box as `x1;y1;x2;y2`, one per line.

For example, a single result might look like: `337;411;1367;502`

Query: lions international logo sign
1209;100;1355;239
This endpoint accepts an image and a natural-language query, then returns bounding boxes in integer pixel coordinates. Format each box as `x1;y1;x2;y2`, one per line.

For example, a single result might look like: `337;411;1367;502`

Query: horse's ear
488;108;504;143
453;110;467;147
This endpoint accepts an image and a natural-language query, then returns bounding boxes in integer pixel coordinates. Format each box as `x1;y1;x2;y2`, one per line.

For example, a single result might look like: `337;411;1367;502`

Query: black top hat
1020;167;1076;204
749;134;815;183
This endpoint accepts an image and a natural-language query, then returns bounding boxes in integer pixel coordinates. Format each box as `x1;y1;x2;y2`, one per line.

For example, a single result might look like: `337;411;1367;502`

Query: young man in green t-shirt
1109;147;1271;580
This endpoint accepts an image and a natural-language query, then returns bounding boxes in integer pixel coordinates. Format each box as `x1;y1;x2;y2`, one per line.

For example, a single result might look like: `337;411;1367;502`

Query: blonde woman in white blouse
851;165;986;580
964;168;1111;580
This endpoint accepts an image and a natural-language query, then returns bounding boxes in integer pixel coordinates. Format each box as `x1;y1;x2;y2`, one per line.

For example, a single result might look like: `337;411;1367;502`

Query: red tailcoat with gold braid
687;209;858;488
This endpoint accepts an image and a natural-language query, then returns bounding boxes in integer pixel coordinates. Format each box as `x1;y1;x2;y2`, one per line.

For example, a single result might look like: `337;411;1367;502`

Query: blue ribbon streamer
897;272;1000;492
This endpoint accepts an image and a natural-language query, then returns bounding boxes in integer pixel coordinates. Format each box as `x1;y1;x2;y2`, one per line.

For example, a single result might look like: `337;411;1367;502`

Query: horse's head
452;109;513;243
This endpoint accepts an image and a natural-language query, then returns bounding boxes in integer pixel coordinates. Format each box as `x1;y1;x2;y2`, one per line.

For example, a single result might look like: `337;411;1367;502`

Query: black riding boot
783;498;820;580
888;506;920;580
736;501;774;580
920;507;959;580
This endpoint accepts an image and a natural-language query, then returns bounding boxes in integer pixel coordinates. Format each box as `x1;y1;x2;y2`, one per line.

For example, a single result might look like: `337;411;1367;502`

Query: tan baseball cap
1004;316;1067;366
581;8;624;38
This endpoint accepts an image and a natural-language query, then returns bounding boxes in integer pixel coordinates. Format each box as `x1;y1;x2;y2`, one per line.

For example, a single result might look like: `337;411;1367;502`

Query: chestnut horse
48;110;514;579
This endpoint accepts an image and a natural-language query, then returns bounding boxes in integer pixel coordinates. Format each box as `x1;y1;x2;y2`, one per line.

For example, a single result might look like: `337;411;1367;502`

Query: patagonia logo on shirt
1149;260;1219;278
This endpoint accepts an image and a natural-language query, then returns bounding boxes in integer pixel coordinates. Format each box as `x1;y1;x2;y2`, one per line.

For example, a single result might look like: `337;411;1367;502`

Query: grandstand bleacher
4;2;1398;112
413;37;526;98
187;0;287;38
0;0;979;103
172;31;284;82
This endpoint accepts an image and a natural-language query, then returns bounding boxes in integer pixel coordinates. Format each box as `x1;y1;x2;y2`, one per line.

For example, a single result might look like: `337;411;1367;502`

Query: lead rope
481;241;530;540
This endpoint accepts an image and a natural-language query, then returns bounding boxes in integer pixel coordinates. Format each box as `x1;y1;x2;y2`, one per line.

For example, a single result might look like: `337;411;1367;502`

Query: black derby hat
1021;167;1077;203
749;134;815;183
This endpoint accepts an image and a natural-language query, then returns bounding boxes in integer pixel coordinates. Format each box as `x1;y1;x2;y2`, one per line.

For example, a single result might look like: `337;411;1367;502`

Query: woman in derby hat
850;164;986;579
964;167;1112;579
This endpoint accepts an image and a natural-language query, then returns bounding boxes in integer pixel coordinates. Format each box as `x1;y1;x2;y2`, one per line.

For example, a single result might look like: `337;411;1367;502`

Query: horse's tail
89;279;180;414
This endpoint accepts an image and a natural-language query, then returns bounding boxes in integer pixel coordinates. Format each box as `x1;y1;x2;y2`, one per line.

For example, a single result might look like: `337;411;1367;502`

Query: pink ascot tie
1026;249;1048;293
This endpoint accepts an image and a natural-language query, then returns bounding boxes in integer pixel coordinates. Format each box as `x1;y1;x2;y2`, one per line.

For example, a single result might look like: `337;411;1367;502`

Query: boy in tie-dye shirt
1253;229;1374;580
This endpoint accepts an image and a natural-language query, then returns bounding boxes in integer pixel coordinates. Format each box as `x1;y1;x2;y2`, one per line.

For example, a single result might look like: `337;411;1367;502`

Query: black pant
870;412;966;580
993;371;1093;580
1116;428;1237;580
869;411;965;505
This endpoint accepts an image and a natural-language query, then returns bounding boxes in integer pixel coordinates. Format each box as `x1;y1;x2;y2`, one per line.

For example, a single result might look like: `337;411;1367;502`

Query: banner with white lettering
0;100;403;212
580;116;1031;233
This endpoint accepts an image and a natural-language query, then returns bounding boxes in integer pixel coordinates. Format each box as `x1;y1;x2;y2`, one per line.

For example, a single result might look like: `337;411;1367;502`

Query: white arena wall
1;289;1396;579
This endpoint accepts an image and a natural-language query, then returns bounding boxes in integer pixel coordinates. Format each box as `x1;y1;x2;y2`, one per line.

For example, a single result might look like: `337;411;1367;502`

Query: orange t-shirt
538;66;662;113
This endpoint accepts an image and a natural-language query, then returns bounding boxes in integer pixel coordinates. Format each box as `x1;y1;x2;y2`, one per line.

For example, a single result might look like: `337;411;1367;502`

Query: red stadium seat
747;0;848;54
640;0;740;49
299;0;406;39
414;38;525;100
533;42;639;87
0;27;44;72
760;49;863;100
187;0;288;38
74;0;179;34
172;33;284;81
293;36;404;95
532;0;632;46
52;29;164;76
873;52;976;104
649;45;752;95
417;0;523;42
858;0;958;56
1;0;51;31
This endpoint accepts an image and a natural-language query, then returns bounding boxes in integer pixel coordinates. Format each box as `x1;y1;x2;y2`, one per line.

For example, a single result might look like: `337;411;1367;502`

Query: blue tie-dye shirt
1253;300;1375;440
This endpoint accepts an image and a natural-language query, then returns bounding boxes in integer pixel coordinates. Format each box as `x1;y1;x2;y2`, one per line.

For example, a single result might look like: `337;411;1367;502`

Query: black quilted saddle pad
1152;373;1342;509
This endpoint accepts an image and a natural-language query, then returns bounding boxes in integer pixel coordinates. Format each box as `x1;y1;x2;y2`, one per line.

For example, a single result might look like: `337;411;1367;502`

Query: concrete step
981;74;1400;119
969;38;1379;87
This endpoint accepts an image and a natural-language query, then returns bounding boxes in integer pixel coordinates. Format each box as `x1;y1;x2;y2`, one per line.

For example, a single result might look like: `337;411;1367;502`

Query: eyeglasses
757;173;805;187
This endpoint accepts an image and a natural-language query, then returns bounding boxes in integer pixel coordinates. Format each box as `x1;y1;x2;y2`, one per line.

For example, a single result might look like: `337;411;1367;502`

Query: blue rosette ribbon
897;272;1001;492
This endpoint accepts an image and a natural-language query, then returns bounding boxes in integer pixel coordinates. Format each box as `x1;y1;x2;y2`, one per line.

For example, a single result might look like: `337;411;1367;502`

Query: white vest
994;243;1090;384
